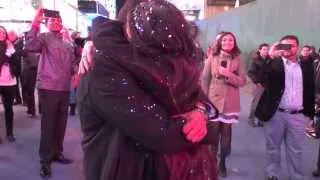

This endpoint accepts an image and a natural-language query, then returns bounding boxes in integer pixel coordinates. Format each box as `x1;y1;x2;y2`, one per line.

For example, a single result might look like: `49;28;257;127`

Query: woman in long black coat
0;26;20;143
78;1;219;179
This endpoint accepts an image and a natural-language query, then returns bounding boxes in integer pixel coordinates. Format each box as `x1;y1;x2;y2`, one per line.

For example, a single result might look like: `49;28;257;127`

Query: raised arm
24;8;45;53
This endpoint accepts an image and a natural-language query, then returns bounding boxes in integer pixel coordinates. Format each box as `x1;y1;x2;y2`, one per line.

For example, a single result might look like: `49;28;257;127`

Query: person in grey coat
21;49;39;118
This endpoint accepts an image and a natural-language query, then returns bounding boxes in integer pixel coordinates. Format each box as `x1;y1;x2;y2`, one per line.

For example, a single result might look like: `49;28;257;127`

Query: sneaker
248;120;257;127
7;135;16;142
313;169;320;177
257;121;264;127
305;130;318;139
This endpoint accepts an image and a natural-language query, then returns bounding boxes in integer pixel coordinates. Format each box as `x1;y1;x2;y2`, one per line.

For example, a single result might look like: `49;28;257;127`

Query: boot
313;168;320;177
219;160;227;177
70;104;76;116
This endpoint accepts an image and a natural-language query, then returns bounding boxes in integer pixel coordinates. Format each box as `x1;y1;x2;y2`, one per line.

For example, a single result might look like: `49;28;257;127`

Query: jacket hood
92;20;131;55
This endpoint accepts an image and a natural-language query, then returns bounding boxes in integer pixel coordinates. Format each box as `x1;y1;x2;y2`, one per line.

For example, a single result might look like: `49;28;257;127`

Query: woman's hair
0;26;8;42
0;26;8;52
211;32;241;58
127;0;197;58
188;22;200;40
0;26;9;73
117;0;146;22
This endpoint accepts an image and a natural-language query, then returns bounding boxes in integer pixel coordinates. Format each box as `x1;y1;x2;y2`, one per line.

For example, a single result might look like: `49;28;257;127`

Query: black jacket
247;52;270;84
255;57;315;122
78;20;218;180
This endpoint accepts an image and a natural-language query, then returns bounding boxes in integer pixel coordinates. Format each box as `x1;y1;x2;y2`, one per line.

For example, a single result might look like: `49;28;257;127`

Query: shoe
266;176;278;180
313;169;320;177
40;164;51;179
219;162;227;177
7;135;16;142
248;120;257;127
28;113;37;118
52;154;73;164
13;101;22;105
257;121;264;127
305;131;319;139
69;104;76;116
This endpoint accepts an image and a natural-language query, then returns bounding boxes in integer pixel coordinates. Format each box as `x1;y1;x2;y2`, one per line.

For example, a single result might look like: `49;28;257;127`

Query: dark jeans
21;68;37;114
38;89;69;165
211;122;232;164
0;86;15;136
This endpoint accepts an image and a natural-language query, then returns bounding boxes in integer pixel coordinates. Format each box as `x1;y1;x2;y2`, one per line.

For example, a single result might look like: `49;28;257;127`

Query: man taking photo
24;8;76;178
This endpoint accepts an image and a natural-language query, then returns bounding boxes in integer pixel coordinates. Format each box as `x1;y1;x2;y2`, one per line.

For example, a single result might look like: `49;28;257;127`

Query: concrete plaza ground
0;85;319;180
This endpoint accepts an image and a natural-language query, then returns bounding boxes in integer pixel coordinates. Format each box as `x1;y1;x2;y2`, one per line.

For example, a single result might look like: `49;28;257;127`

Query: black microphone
221;61;227;68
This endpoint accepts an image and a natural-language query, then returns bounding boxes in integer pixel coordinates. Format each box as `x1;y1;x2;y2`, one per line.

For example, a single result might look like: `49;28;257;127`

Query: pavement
0;84;319;180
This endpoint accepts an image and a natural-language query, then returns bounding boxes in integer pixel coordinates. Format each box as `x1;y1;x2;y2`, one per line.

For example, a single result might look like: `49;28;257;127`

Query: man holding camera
255;35;315;180
24;8;75;178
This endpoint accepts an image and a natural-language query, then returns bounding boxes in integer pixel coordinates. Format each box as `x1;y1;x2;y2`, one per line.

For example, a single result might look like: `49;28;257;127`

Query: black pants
211;122;232;164
14;76;22;104
317;143;320;169
21;68;37;114
38;89;69;165
0;86;15;136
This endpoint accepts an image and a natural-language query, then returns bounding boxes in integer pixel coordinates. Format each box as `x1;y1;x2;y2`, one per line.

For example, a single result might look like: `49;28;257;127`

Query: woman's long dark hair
212;32;241;58
124;1;217;179
0;26;8;68
124;0;202;114
127;0;197;59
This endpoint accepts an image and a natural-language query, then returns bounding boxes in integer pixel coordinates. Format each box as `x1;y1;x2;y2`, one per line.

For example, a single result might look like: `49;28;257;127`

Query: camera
275;44;291;50
43;9;60;18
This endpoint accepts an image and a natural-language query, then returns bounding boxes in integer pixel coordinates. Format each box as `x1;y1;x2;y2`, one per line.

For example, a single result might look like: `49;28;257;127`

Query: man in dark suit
312;56;320;177
255;35;315;180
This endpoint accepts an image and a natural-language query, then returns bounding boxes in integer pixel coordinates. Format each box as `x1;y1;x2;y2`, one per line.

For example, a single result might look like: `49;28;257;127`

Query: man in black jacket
312;57;320;177
255;35;315;180
247;43;269;127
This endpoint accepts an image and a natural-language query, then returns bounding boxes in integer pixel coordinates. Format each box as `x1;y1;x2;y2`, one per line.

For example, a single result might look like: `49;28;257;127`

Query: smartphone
43;9;60;18
221;61;227;68
275;44;291;50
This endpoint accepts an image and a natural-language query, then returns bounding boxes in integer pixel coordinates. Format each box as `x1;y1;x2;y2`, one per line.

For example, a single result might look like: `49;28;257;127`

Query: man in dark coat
255;35;315;180
77;1;219;180
25;8;76;178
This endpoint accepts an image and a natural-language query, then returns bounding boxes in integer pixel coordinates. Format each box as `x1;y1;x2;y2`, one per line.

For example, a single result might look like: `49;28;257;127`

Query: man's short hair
302;45;311;50
44;16;62;24
280;35;300;45
258;43;269;50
